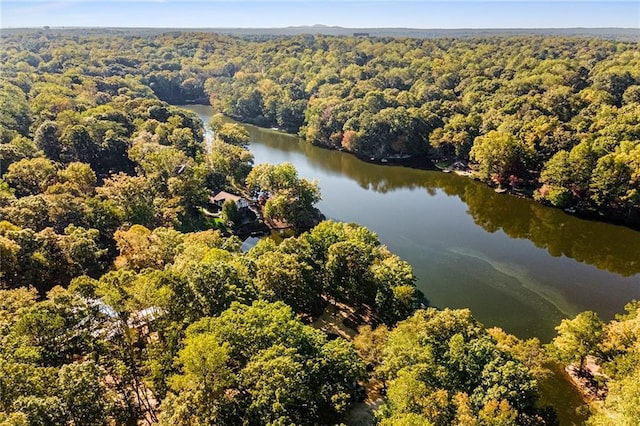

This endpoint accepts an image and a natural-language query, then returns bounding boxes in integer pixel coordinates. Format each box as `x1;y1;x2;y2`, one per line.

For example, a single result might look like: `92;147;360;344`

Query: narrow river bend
184;105;640;342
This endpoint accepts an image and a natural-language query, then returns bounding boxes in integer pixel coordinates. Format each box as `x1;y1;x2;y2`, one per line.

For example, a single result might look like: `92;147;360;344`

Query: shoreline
309;141;640;231
297;134;640;231
183;106;640;232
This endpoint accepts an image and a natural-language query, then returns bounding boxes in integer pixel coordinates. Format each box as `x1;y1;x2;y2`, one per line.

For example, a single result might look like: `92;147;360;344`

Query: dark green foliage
1;31;638;223
0;80;31;138
0;29;637;426
548;311;605;371
246;162;321;229
159;301;365;426
376;308;543;425
249;220;419;322
220;199;240;226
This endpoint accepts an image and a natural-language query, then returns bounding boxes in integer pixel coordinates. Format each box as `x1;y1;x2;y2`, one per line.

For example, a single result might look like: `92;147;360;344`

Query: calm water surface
185;105;640;342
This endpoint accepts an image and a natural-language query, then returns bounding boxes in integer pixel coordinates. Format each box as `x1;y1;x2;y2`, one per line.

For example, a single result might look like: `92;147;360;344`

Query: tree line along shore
0;29;639;425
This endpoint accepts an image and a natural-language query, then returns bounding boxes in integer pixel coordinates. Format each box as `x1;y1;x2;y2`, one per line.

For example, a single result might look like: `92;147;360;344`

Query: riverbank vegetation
1;28;638;424
547;302;640;424
2;30;638;226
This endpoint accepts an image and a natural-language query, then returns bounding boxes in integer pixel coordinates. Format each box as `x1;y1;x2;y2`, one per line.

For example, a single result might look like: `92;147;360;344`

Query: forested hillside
2;30;639;225
0;29;639;425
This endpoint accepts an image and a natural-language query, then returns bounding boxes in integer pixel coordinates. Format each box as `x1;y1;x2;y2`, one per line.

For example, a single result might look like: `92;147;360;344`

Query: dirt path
565;356;608;401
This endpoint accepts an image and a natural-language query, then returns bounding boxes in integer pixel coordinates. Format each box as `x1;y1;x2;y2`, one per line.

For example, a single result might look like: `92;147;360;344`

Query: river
183;105;640;342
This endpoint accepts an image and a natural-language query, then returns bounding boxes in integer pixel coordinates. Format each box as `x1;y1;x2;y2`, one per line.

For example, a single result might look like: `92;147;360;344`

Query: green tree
254;250;320;314
60;124;99;165
0;81;31;137
239;345;313;425
178;257;256;320
371;252;417;324
376;308;540;424
60;225;107;277
0;287;37;334
174;301;364;424
588;367;640;426
215;122;250;147
0;135;40;175
159;334;233;425
470;131;531;186
3;158;57;197
55;162;97;197
33;120;61;161
590;142;640;216
246;162;321;228
549;311;604;371
220;199;240;227
326;239;374;303
96;174;156;227
168;127;203;159
11;396;67;426
208;140;254;187
538;150;574;207
57;361;108;426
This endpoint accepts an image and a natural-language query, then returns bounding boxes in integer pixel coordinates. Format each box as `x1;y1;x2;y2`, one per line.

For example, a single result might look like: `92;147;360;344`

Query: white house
210;191;250;210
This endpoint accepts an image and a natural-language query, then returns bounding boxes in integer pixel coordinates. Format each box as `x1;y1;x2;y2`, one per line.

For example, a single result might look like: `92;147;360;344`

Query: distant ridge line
3;26;639;41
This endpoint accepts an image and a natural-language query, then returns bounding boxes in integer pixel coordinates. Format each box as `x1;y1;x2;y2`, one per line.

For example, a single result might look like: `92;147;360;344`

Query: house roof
127;306;165;328
211;191;244;202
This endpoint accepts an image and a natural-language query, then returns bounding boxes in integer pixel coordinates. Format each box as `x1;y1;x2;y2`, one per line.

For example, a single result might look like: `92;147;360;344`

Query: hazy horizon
3;24;639;30
2;1;639;30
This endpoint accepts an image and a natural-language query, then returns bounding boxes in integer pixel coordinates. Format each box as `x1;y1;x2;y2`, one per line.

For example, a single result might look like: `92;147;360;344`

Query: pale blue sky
2;1;639;29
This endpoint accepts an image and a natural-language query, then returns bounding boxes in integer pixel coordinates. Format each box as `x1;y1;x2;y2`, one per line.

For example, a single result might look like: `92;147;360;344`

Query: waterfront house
210;190;250;210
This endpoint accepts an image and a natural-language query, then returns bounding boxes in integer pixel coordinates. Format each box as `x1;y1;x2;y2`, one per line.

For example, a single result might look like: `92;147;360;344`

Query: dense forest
2;30;639;226
0;29;639;424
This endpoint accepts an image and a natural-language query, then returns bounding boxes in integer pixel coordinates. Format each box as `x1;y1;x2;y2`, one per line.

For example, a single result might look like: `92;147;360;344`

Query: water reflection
184;104;640;340
461;184;640;277
245;122;640;278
